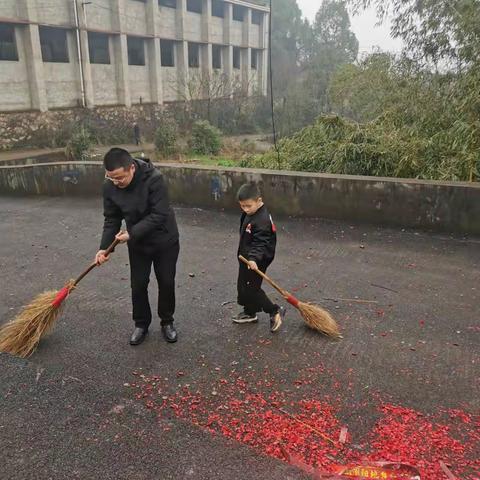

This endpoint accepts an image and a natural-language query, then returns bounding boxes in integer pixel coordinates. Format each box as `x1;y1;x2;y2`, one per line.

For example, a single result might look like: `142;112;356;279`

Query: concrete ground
0;197;478;480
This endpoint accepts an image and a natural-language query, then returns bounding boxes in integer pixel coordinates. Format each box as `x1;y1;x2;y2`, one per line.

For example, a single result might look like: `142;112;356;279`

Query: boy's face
239;197;263;215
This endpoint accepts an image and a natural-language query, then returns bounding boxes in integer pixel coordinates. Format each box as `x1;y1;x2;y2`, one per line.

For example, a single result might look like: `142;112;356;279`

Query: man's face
105;164;135;189
239;197;263;216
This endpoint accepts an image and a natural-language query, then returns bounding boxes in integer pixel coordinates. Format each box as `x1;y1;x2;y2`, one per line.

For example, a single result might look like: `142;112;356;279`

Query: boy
233;183;285;332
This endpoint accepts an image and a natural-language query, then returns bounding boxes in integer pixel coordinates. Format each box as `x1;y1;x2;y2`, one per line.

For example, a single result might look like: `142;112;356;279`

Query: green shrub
65;126;93;161
154;118;178;156
190;120;223;155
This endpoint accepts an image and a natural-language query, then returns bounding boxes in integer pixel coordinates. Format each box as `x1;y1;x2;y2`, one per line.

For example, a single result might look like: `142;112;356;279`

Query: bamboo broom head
0;282;74;358
297;301;341;338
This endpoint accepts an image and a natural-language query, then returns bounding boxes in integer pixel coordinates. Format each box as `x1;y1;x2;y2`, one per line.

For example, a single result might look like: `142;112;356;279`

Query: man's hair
104;148;133;171
237;182;261;201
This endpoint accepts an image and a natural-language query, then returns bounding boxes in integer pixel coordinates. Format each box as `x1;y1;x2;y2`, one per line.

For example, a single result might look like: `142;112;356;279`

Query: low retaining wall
1;161;479;235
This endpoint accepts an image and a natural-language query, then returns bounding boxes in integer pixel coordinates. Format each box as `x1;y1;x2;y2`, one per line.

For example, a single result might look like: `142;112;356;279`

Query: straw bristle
298;301;341;338
0;290;65;358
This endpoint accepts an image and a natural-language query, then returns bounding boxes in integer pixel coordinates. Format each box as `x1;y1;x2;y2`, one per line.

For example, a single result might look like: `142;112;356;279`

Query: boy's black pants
128;241;179;330
237;260;279;316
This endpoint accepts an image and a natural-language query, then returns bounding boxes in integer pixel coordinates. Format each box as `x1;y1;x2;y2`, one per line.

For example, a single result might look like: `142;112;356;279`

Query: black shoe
162;323;177;343
130;327;147;345
232;311;258;323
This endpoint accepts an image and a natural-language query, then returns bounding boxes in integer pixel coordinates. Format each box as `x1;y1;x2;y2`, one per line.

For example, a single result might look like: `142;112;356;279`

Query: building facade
0;0;269;112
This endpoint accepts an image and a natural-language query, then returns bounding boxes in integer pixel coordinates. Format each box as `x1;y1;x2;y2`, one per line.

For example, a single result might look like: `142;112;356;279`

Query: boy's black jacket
238;204;276;263
100;159;179;253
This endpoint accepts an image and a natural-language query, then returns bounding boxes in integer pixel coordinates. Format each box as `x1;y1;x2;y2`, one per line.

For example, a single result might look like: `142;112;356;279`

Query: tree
305;0;359;112
270;0;311;95
347;0;480;68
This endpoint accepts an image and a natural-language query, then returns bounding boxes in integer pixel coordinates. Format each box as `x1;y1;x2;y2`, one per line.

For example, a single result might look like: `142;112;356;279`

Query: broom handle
73;238;121;286
238;255;290;298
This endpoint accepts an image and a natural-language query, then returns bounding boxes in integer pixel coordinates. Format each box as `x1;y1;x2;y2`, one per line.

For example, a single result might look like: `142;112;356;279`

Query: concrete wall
230;22;242;45
0;162;479;235
36;0;72;26
44;31;80;108
86;1;114;32
184;12;203;43
125;1;148;36
156;7;177;38
129;64;152;104
210;17;224;44
162;67;178;100
0;27;32;111
91;63;119;106
0;2;19;19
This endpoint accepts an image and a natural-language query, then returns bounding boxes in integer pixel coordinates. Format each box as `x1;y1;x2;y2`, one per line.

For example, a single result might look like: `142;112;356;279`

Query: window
159;0;176;8
211;0;224;18
88;32;110;64
40;26;69;63
232;5;245;21
233;46;240;69
212;44;222;69
188;42;199;68
251;49;258;70
252;10;263;25
160;39;175;67
0;23;18;61
127;36;145;65
187;0;202;13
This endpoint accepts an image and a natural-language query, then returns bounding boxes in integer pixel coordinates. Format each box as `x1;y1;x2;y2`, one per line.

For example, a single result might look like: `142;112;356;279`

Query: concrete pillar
18;0;47;111
77;3;94;108
223;2;232;45
223;3;233;97
176;0;186;38
201;43;212;97
112;0;127;31
241;47;250;94
201;0;211;43
146;0;163;104
22;24;48;112
258;49;267;96
114;34;131;107
222;45;233;97
78;30;95;107
148;38;163;104
243;7;251;47
261;12;269;95
176;40;189;100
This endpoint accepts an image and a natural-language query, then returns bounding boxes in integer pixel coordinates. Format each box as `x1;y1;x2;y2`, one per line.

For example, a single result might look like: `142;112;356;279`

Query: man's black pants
237;260;279;316
128;241;179;330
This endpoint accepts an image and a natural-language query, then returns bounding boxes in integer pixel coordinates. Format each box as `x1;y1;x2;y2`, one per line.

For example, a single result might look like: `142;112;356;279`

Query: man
133;122;141;146
95;148;179;346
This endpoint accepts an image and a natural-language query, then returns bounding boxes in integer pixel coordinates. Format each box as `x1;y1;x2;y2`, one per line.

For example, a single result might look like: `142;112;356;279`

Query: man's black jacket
238;204;276;264
100;159;179;253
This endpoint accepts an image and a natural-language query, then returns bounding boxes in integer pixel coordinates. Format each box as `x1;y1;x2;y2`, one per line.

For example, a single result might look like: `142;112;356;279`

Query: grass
180;153;238;167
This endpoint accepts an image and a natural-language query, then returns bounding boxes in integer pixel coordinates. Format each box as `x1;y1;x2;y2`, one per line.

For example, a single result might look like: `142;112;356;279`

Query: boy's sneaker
270;307;285;333
232;311;258;323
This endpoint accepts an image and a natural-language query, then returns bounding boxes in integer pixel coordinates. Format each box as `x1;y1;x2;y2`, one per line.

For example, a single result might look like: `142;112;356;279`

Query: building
0;0;269;112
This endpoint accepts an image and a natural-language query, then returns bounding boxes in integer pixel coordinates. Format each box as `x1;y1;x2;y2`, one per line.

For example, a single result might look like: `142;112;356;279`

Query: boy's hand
95;250;109;265
115;230;130;243
247;260;258;271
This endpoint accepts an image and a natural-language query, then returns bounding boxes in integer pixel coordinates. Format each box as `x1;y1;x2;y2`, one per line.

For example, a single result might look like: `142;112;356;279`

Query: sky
295;1;404;54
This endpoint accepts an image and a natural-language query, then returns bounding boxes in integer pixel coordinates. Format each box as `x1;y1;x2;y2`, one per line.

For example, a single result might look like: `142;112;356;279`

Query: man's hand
247;260;258;271
95;250;110;266
115;230;130;243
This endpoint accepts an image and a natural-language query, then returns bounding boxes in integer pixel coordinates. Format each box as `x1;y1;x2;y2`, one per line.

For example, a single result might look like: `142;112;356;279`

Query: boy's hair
104;148;133;171
237;182;261;201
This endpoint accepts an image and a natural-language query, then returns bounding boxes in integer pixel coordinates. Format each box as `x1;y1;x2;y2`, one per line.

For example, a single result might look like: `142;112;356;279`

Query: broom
239;255;341;338
0;238;120;358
